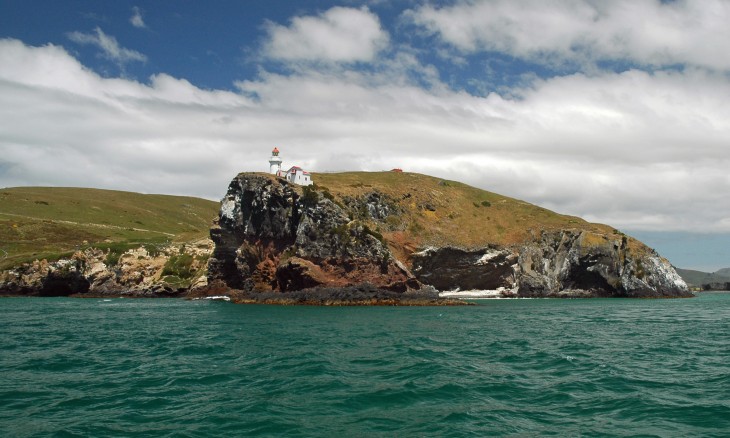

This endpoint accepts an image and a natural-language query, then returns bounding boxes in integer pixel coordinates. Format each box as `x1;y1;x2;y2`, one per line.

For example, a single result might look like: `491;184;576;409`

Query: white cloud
407;0;730;70
1;38;730;234
263;6;388;63
67;27;147;66
130;6;146;29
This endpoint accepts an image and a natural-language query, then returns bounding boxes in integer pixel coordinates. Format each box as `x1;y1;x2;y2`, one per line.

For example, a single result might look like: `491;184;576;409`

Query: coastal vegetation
0;187;218;270
311;171;641;261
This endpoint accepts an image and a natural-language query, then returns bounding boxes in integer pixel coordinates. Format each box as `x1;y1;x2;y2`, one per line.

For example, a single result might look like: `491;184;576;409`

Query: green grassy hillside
0;187;219;269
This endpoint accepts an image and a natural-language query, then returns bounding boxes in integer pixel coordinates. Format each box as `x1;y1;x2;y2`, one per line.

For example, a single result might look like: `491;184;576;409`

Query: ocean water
1;294;729;437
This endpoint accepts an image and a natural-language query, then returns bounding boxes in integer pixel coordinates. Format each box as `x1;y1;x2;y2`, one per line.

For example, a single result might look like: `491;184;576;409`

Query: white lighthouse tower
269;147;282;175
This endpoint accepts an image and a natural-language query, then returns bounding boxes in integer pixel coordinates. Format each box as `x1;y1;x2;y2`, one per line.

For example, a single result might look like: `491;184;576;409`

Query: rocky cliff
208;172;690;298
208;174;419;294
414;231;688;298
0;240;212;297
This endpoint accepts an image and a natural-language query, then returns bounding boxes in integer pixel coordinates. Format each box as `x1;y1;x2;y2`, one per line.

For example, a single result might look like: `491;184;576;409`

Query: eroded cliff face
414;230;690;298
208;174;417;292
0;240;213;297
209;174;690;298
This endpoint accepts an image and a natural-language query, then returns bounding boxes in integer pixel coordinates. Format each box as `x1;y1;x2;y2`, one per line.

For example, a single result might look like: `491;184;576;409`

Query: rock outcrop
209;173;691;298
414;230;689;298
0;240;213;297
208;174;419;293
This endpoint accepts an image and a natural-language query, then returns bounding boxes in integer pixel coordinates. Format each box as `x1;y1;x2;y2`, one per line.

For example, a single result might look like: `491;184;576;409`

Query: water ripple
2;295;730;436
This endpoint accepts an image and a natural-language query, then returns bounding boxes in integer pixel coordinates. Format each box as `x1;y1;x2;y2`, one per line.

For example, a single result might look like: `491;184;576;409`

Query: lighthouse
269;147;282;175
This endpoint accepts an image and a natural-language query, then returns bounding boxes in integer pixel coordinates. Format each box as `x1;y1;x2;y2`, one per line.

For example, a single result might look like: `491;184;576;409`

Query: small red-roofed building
282;166;313;186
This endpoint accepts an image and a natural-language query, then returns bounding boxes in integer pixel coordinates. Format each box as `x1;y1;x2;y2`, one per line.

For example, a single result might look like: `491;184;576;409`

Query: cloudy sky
1;0;729;270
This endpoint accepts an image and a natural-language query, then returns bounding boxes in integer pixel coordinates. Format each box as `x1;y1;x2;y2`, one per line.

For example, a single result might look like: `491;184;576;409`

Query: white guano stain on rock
220;198;236;222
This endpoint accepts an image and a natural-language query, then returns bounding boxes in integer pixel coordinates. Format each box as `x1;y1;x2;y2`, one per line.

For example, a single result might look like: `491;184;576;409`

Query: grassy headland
0;187;219;269
312;171;634;261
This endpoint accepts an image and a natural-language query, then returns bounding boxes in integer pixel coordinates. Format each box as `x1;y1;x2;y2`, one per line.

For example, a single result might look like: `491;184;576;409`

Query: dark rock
412;247;516;291
231;283;467;306
40;264;90;297
412;230;691;298
343;191;402;221
208;174;417;293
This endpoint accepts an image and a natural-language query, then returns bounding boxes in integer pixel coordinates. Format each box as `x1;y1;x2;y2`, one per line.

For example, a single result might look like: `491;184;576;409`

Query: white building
269;147;282;174
281;166;313;186
268;147;313;186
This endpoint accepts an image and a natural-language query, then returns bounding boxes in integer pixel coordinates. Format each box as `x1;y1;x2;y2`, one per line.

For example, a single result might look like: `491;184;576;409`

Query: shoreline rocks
0;240;213;298
191;282;469;306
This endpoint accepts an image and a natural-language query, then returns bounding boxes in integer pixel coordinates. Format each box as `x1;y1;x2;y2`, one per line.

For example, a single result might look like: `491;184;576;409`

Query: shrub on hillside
162;253;195;279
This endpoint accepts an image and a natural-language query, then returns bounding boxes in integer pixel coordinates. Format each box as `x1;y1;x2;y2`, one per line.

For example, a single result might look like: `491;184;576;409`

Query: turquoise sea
1;294;729;437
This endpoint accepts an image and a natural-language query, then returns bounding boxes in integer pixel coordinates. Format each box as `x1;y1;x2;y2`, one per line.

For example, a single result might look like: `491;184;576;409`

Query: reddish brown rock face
208;174;418;293
274;257;416;292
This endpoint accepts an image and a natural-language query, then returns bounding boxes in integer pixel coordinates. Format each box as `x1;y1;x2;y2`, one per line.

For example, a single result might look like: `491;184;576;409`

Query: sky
1;0;729;271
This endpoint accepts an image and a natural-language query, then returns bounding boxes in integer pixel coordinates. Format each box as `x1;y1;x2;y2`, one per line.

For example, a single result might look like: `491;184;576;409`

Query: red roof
286;166;310;175
272;147;279;153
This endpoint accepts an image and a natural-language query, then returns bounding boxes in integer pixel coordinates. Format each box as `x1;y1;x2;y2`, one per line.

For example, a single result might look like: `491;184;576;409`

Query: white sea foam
439;287;515;298
194;296;231;301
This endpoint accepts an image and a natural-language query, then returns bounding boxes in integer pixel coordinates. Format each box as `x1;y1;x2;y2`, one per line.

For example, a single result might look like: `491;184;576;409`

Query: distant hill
675;267;730;289
0;187;219;269
715;268;730;277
